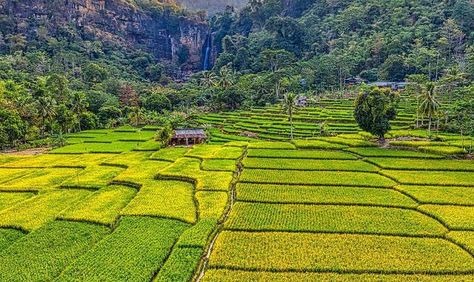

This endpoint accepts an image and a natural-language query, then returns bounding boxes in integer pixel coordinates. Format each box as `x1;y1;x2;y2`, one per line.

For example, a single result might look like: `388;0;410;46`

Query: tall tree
419;82;440;137
283;92;297;139
354;87;397;143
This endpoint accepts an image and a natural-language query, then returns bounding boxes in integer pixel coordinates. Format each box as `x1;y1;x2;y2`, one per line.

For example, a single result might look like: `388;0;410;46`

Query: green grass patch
0;190;90;231
346;147;443;158
58;217;189;281
236;183;417;207
0;228;24;251
367;158;474;171
381;170;474;186
419;146;466;155
240;169;396;187
316;137;375;147
389;140;448;148
248;142;296;149
396;185;474;205
0;221;108;281
226;202;445;235
176;218;218;247
247;149;357;159
209;231;474;272
59;185;136;226
419;205;474;230
150;147;189;162
202;159;237;171
153;246;203;282
133;139;161;151
122;180;196;224
292;140;348;149
242;158;378;172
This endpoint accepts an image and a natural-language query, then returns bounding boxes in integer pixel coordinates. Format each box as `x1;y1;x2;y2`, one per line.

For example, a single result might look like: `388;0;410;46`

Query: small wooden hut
169;129;207;146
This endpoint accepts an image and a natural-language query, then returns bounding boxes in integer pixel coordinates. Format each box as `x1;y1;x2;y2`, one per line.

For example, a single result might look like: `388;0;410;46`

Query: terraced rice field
0;129;243;281
202;140;474;281
0;125;473;280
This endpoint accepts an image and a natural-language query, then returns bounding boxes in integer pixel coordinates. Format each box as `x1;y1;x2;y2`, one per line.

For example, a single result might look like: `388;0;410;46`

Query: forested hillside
211;0;474;87
1;0;473;149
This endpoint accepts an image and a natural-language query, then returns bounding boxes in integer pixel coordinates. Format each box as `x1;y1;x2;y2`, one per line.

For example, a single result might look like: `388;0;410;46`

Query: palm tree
283;92;297;139
128;107;145;127
70;91;88;131
37;96;57;138
200;71;218;88
419;82;440;137
218;66;235;90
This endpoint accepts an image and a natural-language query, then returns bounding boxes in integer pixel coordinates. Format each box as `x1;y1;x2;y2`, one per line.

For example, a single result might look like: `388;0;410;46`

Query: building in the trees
169;129;207;146
368;82;408;91
345;77;367;86
296;96;308;107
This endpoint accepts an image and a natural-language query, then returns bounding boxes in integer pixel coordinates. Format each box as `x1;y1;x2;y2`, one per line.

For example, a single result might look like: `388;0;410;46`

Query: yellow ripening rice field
1;136;474;281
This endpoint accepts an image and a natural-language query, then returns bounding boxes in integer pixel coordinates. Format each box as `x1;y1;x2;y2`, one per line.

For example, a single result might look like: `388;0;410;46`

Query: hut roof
173;129;207;139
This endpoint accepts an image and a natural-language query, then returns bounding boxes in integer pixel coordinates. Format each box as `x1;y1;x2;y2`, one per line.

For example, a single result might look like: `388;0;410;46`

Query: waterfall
203;31;211;70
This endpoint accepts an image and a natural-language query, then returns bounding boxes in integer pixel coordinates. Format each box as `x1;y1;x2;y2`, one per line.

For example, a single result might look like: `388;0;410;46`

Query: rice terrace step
0;135;473;281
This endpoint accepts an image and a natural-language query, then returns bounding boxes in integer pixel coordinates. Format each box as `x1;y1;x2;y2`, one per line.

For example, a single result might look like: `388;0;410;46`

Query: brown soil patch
1;147;51;156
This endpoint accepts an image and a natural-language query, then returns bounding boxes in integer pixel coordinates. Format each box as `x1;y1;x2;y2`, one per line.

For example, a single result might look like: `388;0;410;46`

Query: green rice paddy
0;104;473;281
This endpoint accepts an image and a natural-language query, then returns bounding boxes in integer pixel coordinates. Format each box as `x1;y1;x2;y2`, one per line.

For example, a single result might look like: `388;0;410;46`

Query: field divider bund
238;181;394;188
241;167;379;173
234;199;418;209
196;146;249;282
206;265;474;276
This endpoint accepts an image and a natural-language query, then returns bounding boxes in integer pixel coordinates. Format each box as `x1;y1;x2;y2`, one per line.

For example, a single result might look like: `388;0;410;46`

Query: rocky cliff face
0;0;208;71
